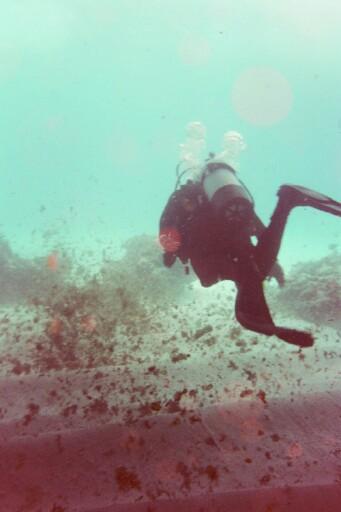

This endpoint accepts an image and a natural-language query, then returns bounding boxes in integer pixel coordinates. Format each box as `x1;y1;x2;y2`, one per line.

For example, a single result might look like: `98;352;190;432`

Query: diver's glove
163;252;177;268
267;261;285;288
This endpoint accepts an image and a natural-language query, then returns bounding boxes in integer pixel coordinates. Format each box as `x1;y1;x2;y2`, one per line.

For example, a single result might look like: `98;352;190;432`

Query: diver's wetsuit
159;179;341;348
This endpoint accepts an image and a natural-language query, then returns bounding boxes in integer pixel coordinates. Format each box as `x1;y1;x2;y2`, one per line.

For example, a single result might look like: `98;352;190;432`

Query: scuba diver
159;123;341;348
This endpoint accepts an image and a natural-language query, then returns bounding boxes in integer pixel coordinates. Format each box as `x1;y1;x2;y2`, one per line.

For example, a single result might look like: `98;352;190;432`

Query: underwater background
0;1;341;510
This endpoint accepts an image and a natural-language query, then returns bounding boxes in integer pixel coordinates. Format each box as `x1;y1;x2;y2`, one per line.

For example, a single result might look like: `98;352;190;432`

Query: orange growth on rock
48;317;62;337
47;252;58;271
288;442;303;458
81;314;97;333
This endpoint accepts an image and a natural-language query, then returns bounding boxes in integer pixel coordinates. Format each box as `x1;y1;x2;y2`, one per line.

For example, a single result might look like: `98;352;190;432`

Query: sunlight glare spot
231;67;293;126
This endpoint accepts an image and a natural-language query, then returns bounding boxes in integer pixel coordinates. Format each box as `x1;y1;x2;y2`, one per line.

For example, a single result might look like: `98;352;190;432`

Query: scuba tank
200;159;254;224
162;124;253;265
199;130;250;220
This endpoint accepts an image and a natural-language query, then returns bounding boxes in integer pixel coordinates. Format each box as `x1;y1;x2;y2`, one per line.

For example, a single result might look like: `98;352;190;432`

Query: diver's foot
277;184;341;217
275;327;314;348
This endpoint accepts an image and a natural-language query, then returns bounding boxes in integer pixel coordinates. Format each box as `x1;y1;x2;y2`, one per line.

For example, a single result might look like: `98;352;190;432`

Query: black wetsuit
159;179;335;348
159;180;286;283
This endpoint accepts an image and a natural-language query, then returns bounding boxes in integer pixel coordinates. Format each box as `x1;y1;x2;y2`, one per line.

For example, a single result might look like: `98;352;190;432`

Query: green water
0;0;340;268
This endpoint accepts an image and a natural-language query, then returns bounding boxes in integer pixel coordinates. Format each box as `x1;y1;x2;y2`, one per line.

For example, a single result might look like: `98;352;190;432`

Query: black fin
235;276;314;348
275;327;314;348
278;184;341;217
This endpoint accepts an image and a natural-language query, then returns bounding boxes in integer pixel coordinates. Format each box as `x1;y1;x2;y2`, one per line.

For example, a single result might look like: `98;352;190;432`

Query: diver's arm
159;190;182;268
159;183;196;268
163;252;177;267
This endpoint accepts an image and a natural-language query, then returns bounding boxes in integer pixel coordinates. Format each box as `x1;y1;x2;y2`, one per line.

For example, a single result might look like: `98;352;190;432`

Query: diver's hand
267;261;285;288
163;252;177;268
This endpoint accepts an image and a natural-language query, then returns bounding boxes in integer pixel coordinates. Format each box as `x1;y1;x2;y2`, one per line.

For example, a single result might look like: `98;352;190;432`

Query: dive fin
278;184;341;217
235;277;314;348
275;327;314;348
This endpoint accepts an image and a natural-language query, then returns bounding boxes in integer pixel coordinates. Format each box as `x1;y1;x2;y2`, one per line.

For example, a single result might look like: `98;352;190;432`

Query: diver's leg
253;197;291;278
255;184;341;278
